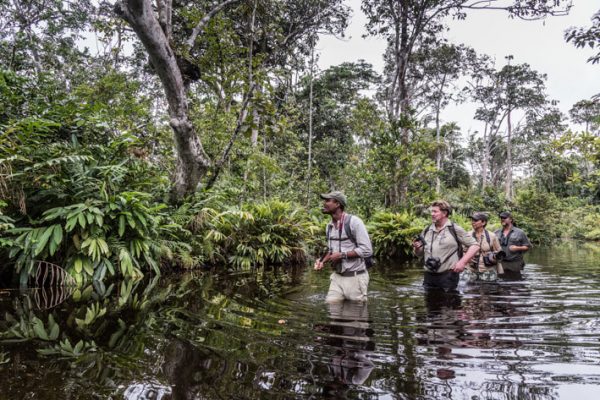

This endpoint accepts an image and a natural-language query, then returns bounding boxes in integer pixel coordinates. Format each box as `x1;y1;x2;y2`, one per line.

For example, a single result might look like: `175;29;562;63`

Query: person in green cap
314;191;373;302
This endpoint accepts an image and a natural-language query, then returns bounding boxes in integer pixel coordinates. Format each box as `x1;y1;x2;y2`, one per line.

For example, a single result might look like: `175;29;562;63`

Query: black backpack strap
423;225;430;239
447;223;464;259
344;214;356;245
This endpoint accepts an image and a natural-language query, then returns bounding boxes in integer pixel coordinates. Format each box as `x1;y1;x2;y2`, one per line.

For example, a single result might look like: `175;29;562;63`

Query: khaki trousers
326;271;369;302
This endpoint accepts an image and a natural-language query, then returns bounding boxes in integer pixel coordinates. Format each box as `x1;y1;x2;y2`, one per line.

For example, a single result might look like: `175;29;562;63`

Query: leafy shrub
185;199;320;269
0;108;184;283
558;202;600;241
5;191;184;285
367;211;428;259
512;188;562;244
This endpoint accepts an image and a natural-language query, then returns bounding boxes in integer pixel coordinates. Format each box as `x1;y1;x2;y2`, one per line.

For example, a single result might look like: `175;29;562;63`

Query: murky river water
1;242;600;399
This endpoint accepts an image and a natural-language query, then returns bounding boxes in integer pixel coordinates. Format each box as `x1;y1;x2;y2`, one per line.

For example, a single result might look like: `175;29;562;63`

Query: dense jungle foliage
0;0;599;287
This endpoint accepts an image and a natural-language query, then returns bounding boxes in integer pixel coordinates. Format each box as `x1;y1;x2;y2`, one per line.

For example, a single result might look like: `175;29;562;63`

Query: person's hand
412;240;424;255
452;260;466;273
314;259;324;270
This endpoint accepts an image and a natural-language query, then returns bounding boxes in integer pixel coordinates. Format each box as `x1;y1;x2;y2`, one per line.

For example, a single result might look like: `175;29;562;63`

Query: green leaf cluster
368;211;428;258
184;199;320;270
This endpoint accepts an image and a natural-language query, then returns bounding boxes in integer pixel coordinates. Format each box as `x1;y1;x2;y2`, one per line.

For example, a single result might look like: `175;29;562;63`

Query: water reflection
32;285;74;310
499;269;524;281
1;244;600;399
314;301;375;396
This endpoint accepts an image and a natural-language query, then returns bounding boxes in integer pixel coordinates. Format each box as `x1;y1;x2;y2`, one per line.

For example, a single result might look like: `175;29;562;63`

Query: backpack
422;222;464;260
326;214;374;268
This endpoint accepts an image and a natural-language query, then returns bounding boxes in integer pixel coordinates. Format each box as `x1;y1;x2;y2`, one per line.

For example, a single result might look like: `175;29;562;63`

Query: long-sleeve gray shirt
326;214;373;273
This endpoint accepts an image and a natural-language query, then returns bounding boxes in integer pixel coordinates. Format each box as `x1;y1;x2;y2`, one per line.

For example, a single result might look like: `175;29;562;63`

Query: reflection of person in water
423;289;462;317
314;301;375;395
418;289;463;384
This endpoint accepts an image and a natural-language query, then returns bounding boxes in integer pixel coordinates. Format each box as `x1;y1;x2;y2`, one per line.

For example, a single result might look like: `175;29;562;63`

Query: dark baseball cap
470;212;488;221
319;191;347;208
498;211;512;219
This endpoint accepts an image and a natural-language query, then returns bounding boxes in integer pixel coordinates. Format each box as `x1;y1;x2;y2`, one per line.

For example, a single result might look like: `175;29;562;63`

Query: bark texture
115;0;212;202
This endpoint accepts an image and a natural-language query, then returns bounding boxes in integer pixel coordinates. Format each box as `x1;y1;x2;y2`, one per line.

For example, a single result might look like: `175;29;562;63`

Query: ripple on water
2;244;600;399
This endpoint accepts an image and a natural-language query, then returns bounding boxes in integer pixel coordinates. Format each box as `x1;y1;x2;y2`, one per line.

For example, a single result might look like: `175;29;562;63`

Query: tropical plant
185;199;320;269
367;211;427;259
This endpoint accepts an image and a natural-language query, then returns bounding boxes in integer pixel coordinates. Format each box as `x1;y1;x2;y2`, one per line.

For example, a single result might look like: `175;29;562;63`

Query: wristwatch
342;251;348;259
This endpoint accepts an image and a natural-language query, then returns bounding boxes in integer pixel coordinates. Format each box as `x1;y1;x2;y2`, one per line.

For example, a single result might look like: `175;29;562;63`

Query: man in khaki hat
314;191;373;302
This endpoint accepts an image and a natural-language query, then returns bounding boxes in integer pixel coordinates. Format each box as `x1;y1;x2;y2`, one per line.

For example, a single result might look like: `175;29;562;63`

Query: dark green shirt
494;226;531;263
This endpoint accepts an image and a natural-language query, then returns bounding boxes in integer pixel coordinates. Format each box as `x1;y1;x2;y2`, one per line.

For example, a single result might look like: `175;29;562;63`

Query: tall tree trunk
263;132;267;200
243;0;258;196
306;35;316;206
481;121;490;192
250;107;261;146
505;108;513;200
248;0;258;147
435;107;442;194
434;74;447;195
115;0;211;203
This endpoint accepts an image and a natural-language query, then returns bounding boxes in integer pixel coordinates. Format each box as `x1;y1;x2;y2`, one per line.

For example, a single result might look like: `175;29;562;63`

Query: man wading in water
314;191;373;302
495;211;531;277
413;200;479;291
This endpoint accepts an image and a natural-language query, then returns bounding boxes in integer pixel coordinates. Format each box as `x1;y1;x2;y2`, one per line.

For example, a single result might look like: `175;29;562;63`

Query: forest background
0;0;599;286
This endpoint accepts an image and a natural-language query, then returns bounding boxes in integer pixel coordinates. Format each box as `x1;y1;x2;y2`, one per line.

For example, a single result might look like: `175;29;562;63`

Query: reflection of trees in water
1;268;324;398
0;264;590;399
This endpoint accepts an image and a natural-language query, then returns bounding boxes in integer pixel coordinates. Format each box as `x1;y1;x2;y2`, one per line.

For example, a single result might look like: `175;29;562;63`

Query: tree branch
156;0;172;42
205;83;257;190
185;0;243;49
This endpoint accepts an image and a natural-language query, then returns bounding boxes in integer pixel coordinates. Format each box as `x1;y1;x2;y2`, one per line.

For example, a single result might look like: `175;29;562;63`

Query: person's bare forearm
452;245;480;272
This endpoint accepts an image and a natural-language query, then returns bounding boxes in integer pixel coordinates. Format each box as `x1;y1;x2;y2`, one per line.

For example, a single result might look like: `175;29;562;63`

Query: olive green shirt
421;221;478;273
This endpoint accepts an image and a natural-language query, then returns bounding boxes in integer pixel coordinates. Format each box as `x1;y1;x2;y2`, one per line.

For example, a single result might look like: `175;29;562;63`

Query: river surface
1;243;600;399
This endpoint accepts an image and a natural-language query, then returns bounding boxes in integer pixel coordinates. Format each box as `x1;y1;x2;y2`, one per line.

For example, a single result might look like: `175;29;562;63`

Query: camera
413;234;427;247
482;250;506;266
425;257;442;272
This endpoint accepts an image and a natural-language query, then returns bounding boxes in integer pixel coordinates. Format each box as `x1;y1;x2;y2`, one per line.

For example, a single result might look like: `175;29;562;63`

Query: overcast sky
317;0;598;135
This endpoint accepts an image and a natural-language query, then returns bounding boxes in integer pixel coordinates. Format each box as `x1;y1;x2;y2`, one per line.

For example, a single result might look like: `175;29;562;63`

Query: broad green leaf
65;216;77;232
77;213;86;229
74;340;84;354
83;258;94;276
118;215;125;237
48;321;60;340
74;258;83;274
34;226;54;256
32;317;49;340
